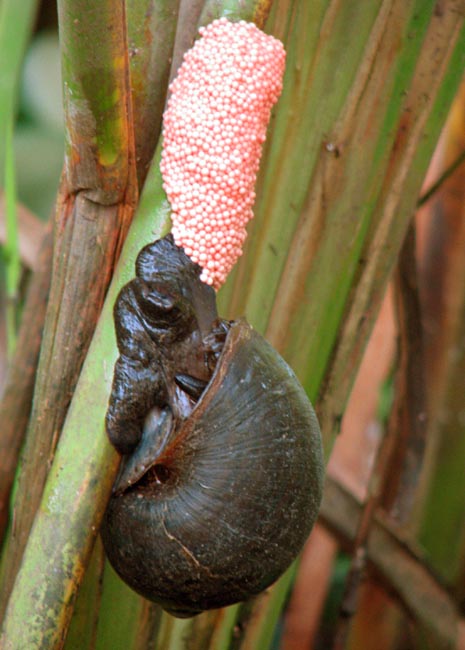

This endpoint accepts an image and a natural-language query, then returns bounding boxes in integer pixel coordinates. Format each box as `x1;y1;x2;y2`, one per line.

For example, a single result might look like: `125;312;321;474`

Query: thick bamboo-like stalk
126;0;181;186
63;539;106;650
0;0;177;628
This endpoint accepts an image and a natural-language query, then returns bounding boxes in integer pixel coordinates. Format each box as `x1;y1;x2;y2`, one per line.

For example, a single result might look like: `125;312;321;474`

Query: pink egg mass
160;18;286;289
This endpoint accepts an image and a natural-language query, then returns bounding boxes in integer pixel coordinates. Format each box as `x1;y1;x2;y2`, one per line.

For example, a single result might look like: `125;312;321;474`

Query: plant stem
2;119;20;357
320;474;462;650
417;148;465;207
0;0;39;355
0;0;39;174
0;223;53;544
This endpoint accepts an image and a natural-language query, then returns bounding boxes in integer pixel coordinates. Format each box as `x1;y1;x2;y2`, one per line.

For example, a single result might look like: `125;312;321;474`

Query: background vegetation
0;0;465;648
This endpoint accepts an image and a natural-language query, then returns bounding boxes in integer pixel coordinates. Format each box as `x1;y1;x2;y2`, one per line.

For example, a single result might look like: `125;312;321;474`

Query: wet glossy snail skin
101;234;324;618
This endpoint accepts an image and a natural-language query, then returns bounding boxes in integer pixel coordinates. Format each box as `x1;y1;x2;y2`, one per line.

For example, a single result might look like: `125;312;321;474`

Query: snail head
133;278;197;345
134;235;218;342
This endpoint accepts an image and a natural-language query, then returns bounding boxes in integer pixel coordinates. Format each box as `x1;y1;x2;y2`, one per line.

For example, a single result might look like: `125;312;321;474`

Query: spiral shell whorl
102;321;324;617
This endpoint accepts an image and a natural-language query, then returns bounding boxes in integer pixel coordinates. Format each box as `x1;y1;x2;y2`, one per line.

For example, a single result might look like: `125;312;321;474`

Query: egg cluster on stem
160;18;286;289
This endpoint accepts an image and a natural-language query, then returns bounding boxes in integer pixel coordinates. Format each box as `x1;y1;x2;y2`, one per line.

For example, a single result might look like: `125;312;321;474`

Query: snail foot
113;407;173;495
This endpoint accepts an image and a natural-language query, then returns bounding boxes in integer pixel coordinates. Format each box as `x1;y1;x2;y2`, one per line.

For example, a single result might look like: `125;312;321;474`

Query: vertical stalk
0;224;53;542
419;81;465;589
0;0;40;358
126;0;181;186
2;119;20;356
0;0;38;173
0;0;43;550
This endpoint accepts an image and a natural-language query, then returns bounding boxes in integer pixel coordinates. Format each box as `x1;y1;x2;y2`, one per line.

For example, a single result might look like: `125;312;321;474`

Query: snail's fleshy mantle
102;235;324;617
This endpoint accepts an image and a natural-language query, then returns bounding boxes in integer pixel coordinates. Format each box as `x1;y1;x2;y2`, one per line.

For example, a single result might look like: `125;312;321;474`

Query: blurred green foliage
16;29;63;220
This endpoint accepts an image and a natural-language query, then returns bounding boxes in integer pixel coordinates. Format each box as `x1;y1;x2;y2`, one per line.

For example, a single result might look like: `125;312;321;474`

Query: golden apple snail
101;236;324;617
101;19;324;618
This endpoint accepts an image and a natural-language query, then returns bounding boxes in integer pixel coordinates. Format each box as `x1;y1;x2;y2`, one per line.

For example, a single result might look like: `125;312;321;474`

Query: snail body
101;235;324;617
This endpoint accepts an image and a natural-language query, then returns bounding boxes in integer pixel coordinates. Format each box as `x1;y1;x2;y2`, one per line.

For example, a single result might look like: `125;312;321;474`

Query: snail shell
101;322;324;617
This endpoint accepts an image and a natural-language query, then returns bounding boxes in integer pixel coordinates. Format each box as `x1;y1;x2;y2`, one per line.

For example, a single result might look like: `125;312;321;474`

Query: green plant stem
417;148;465;207
320;475;462;650
3;118;20;357
58;0;137;200
199;0;273;25
126;0;181;187
0;0;38;173
0;223;53;543
0;0;39;355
